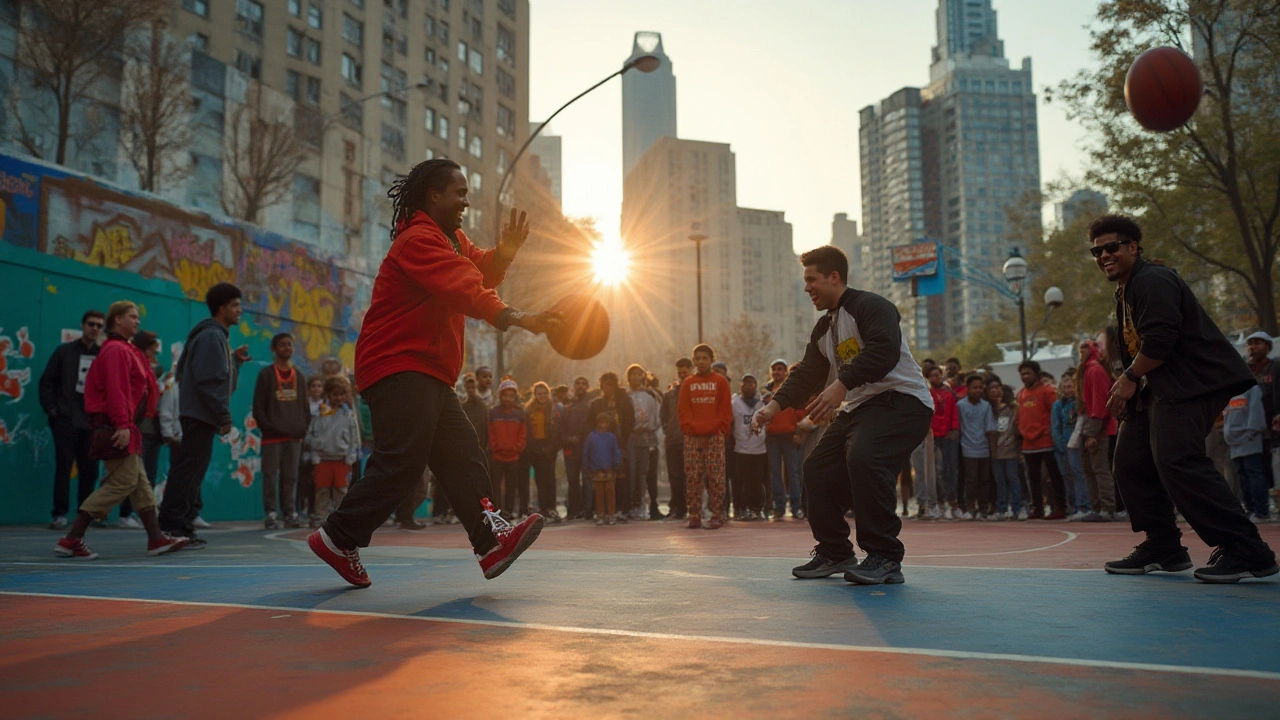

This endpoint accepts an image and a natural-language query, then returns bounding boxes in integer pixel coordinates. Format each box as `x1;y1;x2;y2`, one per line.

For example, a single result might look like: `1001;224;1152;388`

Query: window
383;96;406;124
343;14;363;44
188;33;210;51
234;50;261;79
287;28;302;56
286;70;301;100
496;24;515;66
470;171;482;194
425;148;436;160
497;0;515;19
496;147;507;175
342;54;362;86
496;68;514;99
349;0;364;7
308;3;323;28
438;115;449;141
306;38;321;64
381;123;406;158
385;0;407;19
340;92;362;127
468;48;483;75
469;134;482;159
442;0;450;10
457;41;468;62
293;174;321;241
236;0;264;39
380;61;406;93
425;15;436;36
183;0;209;19
424;107;436;132
458;124;467;151
440;20;449;42
306;76;321;105
425;47;436;64
496;104;515;139
288;0;301;15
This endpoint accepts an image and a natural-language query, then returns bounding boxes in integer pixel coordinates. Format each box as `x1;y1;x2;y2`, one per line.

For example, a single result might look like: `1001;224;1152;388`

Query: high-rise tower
622;32;676;180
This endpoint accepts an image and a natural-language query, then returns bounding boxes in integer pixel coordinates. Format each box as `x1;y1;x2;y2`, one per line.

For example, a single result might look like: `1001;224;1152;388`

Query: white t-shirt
731;394;767;455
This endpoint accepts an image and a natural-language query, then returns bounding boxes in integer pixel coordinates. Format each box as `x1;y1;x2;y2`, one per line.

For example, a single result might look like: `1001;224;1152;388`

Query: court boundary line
3;590;1278;682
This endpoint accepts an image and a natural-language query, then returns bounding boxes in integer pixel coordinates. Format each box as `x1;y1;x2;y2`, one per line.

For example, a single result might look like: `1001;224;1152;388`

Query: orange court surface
2;518;1278;719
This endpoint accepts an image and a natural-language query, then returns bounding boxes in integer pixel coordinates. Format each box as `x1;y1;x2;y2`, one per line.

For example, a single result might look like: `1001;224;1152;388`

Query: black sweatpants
159;417;217;537
803;392;933;563
1114;388;1274;563
735;453;768;514
529;451;557;513
324;372;497;553
50;417;99;518
666;443;687;517
1025;450;1066;515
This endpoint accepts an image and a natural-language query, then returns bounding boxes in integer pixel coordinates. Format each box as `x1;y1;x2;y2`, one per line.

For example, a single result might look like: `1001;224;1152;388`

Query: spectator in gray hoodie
1224;384;1270;522
157;283;249;547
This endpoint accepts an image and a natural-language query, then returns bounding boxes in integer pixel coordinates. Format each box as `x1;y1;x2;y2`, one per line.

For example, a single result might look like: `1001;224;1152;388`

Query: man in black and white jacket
753;246;933;585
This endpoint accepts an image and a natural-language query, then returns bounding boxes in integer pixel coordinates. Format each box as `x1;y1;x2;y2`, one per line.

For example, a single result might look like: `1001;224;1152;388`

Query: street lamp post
1026;286;1065;351
689;229;708;343
491;53;661;377
1002;249;1029;361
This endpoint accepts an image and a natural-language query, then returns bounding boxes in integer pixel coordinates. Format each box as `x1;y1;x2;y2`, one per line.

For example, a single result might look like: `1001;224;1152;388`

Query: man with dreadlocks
309;158;560;587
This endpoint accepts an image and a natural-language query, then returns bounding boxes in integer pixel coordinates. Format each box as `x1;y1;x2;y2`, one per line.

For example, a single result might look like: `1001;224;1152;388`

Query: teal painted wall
0;151;372;525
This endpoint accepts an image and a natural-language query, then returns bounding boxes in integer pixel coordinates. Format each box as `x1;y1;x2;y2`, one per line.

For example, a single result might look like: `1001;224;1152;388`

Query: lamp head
1044;286;1064;309
1002;252;1028;284
627;54;661;73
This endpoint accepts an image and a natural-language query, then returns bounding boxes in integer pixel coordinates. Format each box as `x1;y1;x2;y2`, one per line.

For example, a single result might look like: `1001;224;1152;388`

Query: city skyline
529;0;1098;256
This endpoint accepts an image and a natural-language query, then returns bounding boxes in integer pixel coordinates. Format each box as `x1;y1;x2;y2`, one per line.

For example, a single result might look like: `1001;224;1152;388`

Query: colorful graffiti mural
0;150;372;525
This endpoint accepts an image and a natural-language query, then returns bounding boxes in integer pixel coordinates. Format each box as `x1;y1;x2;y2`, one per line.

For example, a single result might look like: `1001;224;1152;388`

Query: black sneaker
843;554;905;585
792;548;859;579
1192;548;1280;584
182;537;208;551
398;520;428;531
1104;542;1192;575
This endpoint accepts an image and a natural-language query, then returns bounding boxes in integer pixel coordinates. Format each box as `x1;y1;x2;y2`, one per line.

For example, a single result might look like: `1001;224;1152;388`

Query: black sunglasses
85;321;104;328
1089;238;1133;258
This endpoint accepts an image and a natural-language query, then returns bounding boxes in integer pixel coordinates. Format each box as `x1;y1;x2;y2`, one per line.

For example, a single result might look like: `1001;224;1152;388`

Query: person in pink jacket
54;301;189;560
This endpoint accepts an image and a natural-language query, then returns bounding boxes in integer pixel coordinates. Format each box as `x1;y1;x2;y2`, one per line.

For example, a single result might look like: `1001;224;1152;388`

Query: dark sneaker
284;514;303;529
308;528;372;588
397;520;428;531
182;537;208;551
264;512;281;530
792;548;859;579
476;498;544;580
54;537;98;560
844;554;905;585
687;517;702;529
1104;542;1192;575
1193;548;1280;584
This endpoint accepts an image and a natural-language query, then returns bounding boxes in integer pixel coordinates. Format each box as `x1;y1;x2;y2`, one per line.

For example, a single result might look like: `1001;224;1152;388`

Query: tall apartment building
830;213;866;289
859;0;1040;350
528;120;561;207
621;31;676;180
738;207;806;363
1;0;531;271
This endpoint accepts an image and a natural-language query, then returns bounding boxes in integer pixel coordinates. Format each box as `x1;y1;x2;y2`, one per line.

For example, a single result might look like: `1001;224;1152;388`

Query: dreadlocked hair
386;158;462;242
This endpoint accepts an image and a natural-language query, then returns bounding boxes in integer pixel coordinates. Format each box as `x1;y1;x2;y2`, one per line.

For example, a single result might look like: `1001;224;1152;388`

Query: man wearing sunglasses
38;310;105;530
1090;214;1276;583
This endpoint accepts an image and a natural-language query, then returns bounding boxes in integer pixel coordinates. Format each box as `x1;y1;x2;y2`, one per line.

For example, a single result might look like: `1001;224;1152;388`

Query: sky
528;0;1102;254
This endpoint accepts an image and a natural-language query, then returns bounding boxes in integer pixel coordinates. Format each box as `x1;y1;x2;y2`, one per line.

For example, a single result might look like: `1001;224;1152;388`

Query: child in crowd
1052;369;1091;519
298;375;325;524
731;373;768;521
524;381;562;522
488;378;527;520
582;412;623;525
990;380;1022;521
956;374;996;521
305;376;360;525
678;344;733;529
1223;383;1271;522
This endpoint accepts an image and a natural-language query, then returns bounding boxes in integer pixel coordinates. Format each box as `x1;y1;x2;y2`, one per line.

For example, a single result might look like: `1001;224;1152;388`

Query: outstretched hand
517;310;562;336
805;380;848;424
496;208;530;263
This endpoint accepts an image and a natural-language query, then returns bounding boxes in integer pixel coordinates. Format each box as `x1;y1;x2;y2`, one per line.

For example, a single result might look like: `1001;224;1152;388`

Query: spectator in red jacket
54;301;188;560
309;159;559;588
1076;339;1118;521
678;343;733;529
489;379;527;518
927;365;960;518
1018;360;1066;519
765;359;805;520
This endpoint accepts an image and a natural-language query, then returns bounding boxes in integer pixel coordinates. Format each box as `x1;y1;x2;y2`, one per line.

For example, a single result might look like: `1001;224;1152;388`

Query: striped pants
684;434;726;522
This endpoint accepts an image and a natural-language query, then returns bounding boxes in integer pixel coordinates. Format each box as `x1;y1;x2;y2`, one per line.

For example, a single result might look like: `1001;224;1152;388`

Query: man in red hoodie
678;343;733;529
309;159;559;588
1018;360;1067;519
1076;339;1117;520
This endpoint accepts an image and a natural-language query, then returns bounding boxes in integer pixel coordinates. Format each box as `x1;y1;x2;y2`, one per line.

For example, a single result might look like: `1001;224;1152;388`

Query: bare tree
119;22;191;192
8;0;164;166
221;83;315;224
711;313;773;383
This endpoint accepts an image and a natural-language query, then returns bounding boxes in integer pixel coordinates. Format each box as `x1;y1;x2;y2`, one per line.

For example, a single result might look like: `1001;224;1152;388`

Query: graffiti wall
0;151;372;525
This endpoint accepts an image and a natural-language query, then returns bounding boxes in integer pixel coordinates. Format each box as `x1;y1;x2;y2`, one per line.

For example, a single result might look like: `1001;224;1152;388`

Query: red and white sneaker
476;498;545;580
147;534;190;556
308;528;371;588
54;537;98;560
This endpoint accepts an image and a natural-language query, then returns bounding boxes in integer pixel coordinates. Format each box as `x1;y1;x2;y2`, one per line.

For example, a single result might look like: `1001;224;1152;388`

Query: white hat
1245;331;1273;348
770;358;788;368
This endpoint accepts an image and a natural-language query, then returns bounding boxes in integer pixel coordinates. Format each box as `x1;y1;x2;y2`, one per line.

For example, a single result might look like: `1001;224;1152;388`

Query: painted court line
911;530;1078;558
3;590;1277;682
1;562;417;569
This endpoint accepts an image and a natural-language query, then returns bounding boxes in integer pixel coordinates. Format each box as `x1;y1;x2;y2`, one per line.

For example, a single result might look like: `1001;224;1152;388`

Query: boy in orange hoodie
488;378;527;520
678;344;733;529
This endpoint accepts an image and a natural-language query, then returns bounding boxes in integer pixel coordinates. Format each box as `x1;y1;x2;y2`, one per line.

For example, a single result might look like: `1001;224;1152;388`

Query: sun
590;235;631;286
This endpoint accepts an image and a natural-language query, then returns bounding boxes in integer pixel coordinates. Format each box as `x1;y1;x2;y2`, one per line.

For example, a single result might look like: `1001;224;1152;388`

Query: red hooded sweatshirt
355;211;509;392
678;371;733;437
1077;340;1118;437
84;335;159;456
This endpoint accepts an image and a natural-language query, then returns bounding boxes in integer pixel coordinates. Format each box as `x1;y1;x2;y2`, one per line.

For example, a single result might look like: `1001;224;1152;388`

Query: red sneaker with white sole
147;534;190;556
308;528;372;588
476;498;545;579
54;537;98;560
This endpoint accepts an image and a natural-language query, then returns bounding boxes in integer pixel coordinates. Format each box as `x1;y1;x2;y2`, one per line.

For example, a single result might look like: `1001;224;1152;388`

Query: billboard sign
891;240;939;280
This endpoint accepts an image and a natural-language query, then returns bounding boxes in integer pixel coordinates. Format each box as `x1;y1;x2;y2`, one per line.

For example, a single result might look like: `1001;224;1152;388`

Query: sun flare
590;236;631;287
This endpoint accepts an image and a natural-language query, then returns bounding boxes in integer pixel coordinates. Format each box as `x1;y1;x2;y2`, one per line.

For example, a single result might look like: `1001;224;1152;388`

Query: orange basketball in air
545;293;609;360
1124;46;1203;132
